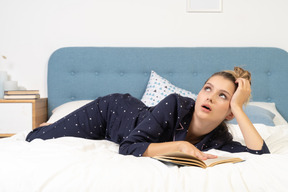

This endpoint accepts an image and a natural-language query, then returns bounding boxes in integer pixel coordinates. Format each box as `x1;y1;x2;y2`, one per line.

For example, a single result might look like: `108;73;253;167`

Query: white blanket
0;124;288;192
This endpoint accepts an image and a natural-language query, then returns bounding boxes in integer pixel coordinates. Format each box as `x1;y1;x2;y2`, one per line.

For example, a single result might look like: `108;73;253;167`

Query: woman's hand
230;78;251;112
143;141;217;160
177;141;217;160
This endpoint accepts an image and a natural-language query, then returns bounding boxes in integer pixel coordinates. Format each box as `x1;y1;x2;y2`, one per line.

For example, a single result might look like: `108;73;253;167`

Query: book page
153;151;244;168
204;156;244;167
153;151;205;167
155;157;205;168
155;151;200;160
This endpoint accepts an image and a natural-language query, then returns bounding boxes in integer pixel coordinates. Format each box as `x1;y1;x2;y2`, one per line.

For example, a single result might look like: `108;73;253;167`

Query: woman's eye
204;87;211;91
219;94;227;99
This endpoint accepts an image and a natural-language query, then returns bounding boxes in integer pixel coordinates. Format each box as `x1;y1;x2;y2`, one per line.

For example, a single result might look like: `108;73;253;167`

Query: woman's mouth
201;104;212;112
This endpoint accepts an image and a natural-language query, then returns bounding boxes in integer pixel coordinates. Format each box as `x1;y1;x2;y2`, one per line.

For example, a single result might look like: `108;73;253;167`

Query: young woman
26;67;270;160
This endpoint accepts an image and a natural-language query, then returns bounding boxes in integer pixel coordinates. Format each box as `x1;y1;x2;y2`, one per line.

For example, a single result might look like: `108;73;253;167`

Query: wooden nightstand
0;98;48;137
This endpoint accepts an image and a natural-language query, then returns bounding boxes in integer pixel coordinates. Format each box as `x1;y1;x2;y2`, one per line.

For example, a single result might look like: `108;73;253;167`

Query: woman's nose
207;94;215;103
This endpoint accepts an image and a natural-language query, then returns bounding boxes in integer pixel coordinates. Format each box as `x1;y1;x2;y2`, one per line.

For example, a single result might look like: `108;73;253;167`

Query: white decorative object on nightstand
0;98;47;137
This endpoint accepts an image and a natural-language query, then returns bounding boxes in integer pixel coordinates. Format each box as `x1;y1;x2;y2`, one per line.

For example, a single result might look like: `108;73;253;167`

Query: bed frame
48;47;288;121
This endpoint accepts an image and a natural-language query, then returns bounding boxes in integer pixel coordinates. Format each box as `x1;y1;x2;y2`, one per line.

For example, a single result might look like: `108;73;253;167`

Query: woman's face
194;75;236;126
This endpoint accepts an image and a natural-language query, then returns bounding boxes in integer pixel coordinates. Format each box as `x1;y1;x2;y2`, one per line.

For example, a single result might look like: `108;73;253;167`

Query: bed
1;47;288;191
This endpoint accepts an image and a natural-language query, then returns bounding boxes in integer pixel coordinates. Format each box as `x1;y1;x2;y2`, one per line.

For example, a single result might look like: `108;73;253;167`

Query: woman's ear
225;112;234;121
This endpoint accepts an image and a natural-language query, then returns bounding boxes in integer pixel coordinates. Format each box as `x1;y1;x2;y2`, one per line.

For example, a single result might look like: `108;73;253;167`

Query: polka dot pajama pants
26;100;106;142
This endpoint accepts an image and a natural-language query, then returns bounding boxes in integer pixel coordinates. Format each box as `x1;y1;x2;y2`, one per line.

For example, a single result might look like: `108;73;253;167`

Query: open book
153;151;244;168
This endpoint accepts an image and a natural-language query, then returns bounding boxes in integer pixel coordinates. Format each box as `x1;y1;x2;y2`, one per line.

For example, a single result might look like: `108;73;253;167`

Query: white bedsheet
0;124;288;192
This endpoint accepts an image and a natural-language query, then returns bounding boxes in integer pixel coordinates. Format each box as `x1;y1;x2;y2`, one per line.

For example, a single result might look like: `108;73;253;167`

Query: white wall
0;0;288;97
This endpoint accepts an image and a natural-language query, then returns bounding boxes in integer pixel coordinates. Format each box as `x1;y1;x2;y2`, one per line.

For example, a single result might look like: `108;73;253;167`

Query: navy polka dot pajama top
26;93;270;157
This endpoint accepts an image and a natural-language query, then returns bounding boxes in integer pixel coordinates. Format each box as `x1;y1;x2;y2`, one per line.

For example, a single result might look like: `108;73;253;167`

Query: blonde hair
223;67;251;85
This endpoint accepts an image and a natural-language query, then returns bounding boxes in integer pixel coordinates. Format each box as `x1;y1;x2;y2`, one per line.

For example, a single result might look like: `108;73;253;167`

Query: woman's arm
143;141;217;160
230;78;264;150
120;94;217;158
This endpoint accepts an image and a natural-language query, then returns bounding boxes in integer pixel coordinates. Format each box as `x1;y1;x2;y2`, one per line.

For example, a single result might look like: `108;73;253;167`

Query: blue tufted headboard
48;47;288;121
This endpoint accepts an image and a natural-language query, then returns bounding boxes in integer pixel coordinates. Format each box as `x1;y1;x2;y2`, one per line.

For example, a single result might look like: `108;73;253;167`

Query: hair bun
234;67;251;84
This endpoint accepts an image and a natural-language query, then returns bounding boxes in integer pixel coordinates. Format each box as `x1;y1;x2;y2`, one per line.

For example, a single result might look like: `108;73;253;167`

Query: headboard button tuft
267;71;271;76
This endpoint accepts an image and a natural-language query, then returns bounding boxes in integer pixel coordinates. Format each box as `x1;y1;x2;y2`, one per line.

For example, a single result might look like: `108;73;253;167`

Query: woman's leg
26;99;106;142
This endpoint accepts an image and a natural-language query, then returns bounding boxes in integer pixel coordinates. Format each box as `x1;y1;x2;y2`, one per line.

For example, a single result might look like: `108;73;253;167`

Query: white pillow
47;100;92;123
248;102;287;126
141;70;197;107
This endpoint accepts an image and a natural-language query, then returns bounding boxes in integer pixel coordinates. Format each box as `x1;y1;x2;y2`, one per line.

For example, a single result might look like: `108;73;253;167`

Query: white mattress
0;124;288;192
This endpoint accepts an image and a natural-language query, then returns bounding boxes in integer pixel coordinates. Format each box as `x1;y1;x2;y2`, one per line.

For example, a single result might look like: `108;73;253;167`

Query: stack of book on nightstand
3;90;40;100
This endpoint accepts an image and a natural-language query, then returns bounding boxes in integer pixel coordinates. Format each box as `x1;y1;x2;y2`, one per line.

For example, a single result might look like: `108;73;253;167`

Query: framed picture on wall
187;0;222;13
